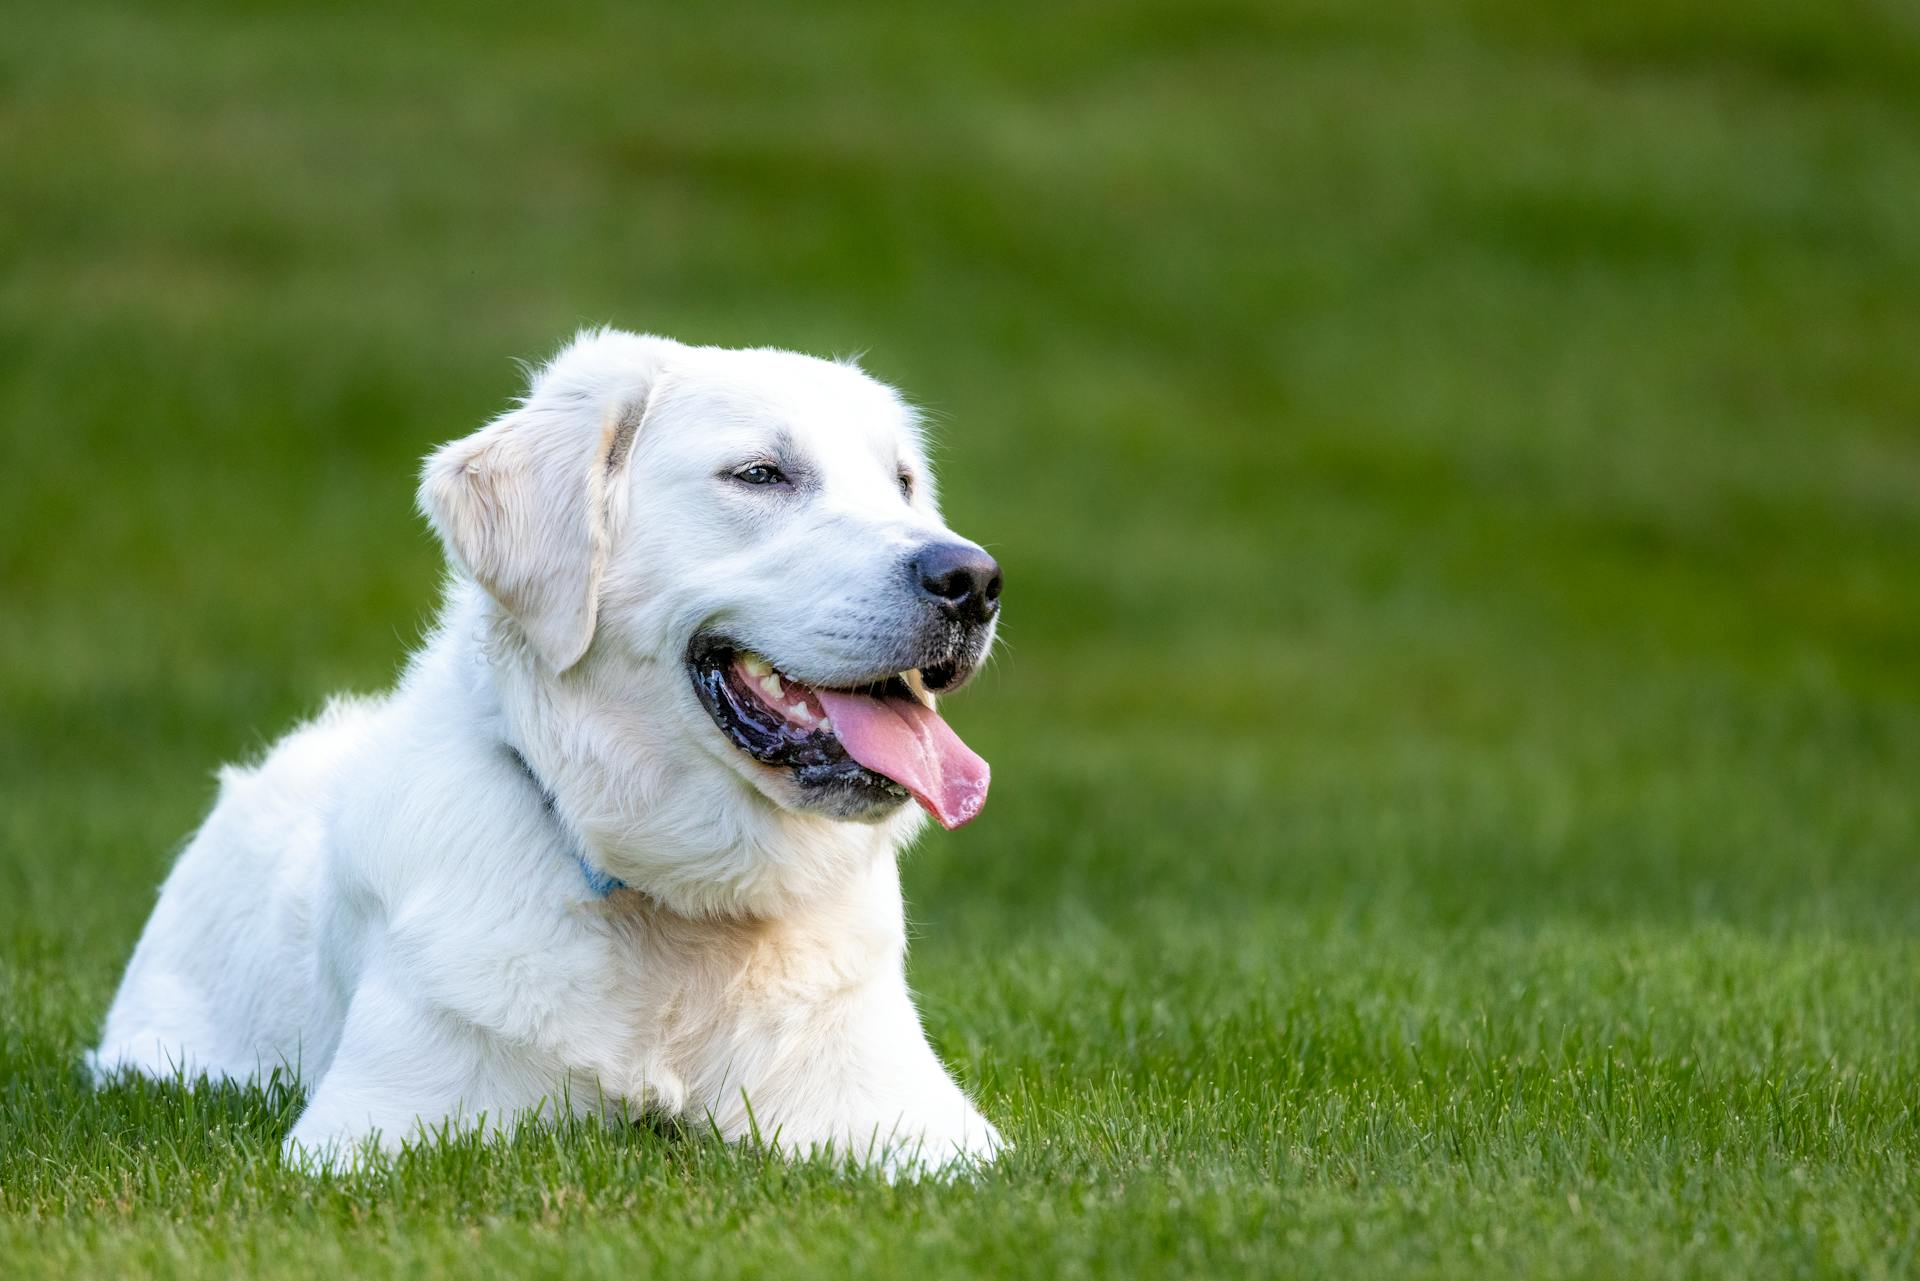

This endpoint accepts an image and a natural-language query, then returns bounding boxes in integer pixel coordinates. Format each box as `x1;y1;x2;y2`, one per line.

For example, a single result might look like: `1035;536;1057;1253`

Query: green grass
5;0;1920;1276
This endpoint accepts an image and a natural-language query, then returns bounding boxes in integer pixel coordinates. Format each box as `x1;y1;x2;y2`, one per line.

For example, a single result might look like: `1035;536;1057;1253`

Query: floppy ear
418;386;650;672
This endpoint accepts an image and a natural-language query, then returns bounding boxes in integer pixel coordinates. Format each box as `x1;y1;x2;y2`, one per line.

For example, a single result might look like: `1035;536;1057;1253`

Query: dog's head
420;329;999;839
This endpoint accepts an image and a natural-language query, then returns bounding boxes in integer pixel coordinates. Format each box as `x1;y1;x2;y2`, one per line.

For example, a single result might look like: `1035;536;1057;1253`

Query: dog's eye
732;463;790;487
898;471;914;499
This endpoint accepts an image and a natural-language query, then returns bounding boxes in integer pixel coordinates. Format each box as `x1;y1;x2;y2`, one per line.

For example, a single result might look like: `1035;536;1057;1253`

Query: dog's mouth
686;639;990;829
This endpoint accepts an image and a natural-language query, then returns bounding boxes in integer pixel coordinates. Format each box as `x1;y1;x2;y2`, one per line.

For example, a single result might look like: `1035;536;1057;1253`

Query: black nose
911;542;1002;625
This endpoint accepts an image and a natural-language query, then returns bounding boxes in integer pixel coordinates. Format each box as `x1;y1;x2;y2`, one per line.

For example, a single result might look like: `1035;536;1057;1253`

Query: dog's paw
281;1122;393;1175
848;1110;1005;1182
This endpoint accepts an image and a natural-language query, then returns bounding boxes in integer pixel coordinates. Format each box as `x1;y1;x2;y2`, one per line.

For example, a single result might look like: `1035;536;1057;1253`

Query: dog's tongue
815;690;990;829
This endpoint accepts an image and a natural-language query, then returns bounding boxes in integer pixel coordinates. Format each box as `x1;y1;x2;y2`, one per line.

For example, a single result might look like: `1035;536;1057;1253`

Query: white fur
90;329;1002;1174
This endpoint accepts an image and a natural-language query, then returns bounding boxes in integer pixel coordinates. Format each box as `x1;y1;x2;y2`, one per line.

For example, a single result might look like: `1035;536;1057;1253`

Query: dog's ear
418;370;652;673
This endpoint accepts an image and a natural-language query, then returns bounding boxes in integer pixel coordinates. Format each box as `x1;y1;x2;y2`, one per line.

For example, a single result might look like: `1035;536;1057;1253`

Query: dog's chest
554;896;768;1117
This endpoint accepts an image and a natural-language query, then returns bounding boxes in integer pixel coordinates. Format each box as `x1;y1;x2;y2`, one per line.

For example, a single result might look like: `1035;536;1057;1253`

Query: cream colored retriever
91;329;1005;1173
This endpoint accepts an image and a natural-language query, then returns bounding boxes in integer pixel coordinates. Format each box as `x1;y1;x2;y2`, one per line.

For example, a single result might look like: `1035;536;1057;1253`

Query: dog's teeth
790;703;816;725
759;674;783;698
741;654;771;678
817;717;832;733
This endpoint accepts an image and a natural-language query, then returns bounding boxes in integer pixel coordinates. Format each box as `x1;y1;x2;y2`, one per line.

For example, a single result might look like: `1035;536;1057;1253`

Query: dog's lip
684;633;943;701
684;635;991;829
684;636;908;799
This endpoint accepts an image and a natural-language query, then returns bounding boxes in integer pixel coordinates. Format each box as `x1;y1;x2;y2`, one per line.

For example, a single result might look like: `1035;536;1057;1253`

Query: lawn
4;0;1920;1276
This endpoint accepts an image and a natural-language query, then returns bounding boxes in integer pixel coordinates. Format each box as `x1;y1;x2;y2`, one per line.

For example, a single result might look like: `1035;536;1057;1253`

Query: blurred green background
4;1;1919;1277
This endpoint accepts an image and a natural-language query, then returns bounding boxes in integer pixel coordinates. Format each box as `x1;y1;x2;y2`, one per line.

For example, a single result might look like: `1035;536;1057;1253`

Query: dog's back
90;695;380;1085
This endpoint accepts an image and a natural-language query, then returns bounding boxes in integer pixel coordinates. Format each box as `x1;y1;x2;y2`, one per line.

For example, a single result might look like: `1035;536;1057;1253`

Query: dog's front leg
704;970;1002;1178
282;965;537;1170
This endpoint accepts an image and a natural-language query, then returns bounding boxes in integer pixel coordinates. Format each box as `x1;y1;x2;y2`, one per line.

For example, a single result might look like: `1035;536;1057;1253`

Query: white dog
90;328;1006;1173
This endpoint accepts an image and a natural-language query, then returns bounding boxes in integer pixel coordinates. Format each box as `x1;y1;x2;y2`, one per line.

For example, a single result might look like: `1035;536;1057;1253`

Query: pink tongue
815;690;990;829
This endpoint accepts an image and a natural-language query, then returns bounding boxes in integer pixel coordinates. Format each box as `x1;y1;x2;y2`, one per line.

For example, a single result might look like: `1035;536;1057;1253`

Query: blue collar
505;745;629;900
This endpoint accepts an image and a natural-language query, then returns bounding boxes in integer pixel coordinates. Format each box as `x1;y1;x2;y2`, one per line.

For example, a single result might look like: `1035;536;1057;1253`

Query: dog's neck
500;743;629;899
421;580;914;920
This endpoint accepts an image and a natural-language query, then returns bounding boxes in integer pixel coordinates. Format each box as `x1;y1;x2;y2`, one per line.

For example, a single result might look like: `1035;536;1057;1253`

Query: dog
89;328;1005;1174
